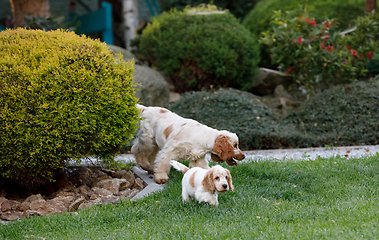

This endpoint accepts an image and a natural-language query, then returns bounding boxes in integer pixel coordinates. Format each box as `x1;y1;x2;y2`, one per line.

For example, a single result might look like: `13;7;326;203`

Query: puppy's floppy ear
213;135;235;162
226;169;234;191
202;169;215;194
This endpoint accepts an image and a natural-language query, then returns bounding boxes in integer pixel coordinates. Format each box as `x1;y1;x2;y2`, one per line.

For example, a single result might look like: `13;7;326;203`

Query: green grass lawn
2;154;379;239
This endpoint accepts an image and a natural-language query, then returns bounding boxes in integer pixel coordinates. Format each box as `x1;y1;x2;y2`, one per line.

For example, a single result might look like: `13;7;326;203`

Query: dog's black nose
242;154;245;159
223;184;228;189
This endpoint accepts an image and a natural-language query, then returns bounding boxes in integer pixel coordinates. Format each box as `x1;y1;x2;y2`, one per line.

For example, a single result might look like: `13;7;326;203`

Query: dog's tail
170;160;189;174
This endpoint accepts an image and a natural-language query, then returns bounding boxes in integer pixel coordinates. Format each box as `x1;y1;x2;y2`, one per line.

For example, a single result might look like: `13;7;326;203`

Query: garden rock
68;167;93;187
133;64;170;107
0;168;145;222
69;195;86;211
96;178;128;195
251;68;292;96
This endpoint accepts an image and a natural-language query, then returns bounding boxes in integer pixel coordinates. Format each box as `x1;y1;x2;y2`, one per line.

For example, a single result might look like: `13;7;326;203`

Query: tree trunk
122;0;139;49
10;0;50;28
366;0;377;14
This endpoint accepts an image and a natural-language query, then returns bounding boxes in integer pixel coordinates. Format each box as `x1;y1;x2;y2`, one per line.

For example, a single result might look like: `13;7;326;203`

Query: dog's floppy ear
202;169;215;194
226;169;234;191
213;135;235;162
211;153;223;163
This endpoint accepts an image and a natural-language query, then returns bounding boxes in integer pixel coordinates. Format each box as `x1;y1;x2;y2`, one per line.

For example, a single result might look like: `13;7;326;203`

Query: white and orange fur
170;160;234;206
131;104;245;184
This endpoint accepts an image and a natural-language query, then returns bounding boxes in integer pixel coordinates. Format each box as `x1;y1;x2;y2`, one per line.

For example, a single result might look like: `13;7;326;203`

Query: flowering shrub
260;10;379;91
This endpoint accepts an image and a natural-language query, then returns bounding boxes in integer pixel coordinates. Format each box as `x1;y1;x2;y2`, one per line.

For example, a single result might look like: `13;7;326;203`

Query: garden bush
243;0;366;68
260;10;378;91
168;88;312;150
134;4;260;93
0;28;139;188
243;0;366;37
283;77;379;147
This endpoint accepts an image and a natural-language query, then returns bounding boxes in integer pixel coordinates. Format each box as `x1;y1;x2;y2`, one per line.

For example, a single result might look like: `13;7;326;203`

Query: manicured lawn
2;154;379;239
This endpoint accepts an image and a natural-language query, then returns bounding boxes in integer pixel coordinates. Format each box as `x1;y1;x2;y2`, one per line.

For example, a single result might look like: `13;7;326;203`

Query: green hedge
0;29;139;187
283;77;379;147
134;4;260;93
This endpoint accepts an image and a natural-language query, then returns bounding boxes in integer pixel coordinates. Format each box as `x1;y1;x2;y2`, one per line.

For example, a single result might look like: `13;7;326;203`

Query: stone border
131;167;165;200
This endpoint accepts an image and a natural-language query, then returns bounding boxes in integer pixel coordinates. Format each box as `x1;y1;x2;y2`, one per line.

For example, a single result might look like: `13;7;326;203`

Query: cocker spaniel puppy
170;160;234;206
132;104;245;184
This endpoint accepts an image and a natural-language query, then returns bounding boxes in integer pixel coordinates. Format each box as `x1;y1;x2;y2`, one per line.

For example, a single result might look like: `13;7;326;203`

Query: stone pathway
115;145;379;164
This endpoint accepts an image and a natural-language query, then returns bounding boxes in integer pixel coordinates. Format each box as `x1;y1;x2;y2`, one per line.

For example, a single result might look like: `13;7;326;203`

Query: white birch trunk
122;0;139;49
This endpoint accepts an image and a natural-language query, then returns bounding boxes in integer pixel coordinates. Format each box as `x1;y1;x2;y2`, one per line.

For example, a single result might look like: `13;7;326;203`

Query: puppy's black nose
242;154;245;159
223;184;228;189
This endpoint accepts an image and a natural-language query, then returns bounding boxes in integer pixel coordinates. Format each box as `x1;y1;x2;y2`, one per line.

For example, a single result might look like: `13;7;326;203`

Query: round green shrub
135;4;260;93
283;77;379;147
168;88;310;150
243;0;366;37
0;28;139;187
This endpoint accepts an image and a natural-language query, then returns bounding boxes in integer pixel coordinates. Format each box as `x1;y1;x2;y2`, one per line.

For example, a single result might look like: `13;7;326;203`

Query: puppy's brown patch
160;109;168;113
164;124;173;139
189;170;198;188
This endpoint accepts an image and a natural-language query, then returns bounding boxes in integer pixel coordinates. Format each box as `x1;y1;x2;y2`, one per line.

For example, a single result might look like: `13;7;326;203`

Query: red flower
294;37;303;44
326;45;334;52
286;67;292;74
346;46;351;50
305;18;309;22
367;52;373;60
323;21;331;28
352;50;357;57
344;62;348;65
320;43;324;49
309;20;316;26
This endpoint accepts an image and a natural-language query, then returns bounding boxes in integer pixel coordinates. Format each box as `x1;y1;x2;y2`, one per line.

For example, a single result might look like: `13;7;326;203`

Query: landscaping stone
96;178;128;195
0;168;144;222
133;64;170;107
251;68;292;95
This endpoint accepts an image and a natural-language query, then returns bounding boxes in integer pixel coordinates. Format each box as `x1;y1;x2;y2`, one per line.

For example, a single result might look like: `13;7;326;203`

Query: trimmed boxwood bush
243;0;366;37
0;29;139;187
134;4;260;93
283;77;379;147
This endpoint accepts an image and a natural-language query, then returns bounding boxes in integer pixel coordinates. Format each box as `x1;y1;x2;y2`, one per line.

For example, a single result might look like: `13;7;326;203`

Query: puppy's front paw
154;173;168;184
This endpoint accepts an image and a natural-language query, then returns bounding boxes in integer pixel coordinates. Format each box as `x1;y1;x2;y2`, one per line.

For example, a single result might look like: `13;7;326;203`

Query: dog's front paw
154;173;168;184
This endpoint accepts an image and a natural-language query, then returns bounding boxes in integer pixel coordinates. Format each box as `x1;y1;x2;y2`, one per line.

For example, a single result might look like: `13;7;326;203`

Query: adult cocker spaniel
170;160;234;206
131;104;245;184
